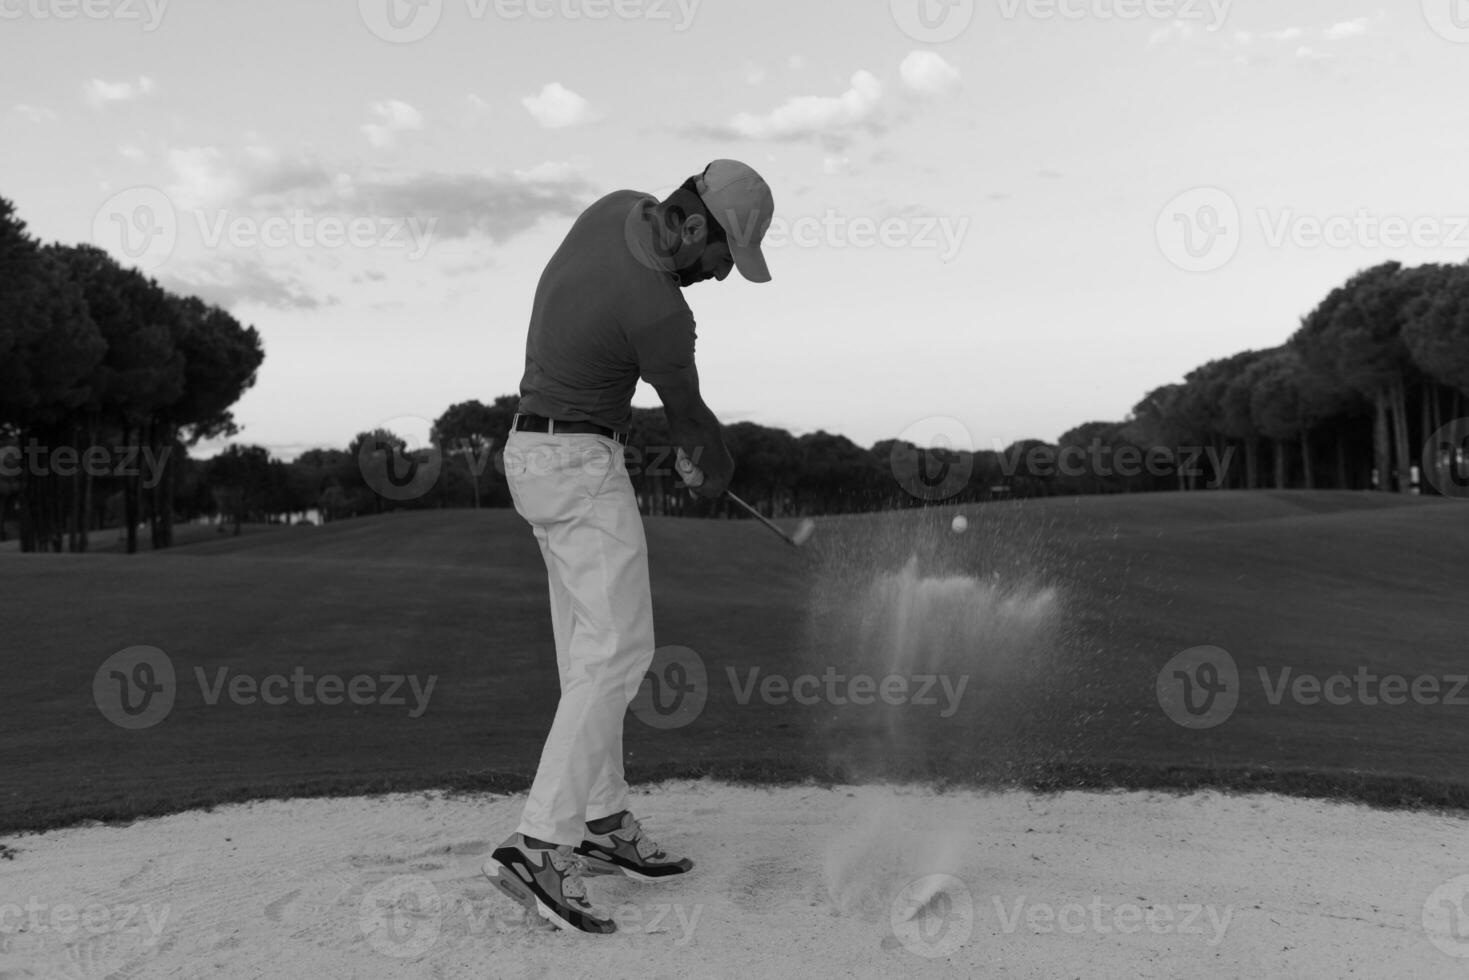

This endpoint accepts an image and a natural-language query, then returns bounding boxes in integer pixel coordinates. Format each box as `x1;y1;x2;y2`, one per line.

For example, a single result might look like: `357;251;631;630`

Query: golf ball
951;515;968;533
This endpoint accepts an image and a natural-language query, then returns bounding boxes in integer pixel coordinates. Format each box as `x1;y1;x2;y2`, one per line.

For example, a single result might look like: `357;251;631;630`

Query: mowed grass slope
2;491;1466;835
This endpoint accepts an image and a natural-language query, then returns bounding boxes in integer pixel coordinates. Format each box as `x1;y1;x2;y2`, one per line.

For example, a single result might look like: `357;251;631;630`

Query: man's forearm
670;403;733;483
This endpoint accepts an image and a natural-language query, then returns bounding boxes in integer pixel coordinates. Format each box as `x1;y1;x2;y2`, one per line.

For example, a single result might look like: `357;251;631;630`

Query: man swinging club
483;160;775;934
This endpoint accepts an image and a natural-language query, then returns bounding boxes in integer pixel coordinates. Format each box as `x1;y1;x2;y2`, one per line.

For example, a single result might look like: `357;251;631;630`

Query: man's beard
675;262;710;287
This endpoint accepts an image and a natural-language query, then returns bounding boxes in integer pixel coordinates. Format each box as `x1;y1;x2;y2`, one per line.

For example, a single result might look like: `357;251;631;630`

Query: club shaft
724;490;797;547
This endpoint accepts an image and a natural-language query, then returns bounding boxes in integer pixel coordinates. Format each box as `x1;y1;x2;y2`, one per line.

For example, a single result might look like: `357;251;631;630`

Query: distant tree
1402;264;1469;494
627;406;679;516
291;448;357;521
1129;384;1206;490
150;295;263;546
1294;262;1436;491
1056;421;1149;495
432;398;512;509
725;421;803;516
994;439;1059;498
795;430;881;514
263;458;313;521
49;245;185;552
0;432;17;541
1404;264;1469;396
0;212;106;552
1211;352;1268;489
348;428;435;514
205;444;272;534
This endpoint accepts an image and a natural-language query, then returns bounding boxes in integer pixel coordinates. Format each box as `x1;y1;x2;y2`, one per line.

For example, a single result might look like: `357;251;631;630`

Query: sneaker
575;812;693;882
482;835;616;934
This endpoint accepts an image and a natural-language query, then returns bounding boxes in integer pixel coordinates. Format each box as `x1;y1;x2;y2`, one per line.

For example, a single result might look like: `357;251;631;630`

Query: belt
512;413;628;445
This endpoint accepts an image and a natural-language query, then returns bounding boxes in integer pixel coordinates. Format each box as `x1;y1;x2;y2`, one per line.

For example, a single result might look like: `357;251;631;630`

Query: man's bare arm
652;366;734;497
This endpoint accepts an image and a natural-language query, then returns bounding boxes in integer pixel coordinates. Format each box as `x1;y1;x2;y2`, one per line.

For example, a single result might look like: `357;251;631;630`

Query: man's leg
531;521;633;828
506;432;655;846
530;521;575;683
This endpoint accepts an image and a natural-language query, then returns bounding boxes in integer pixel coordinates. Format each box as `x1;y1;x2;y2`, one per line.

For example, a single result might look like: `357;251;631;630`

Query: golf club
677;451;815;549
724;489;817;549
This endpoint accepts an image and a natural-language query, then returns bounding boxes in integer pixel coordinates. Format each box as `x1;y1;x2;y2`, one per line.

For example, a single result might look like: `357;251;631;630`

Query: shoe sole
577;852;694;883
482;860;612;934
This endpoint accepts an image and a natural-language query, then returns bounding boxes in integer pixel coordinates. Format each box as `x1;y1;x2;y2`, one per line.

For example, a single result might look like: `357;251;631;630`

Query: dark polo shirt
517;190;696;432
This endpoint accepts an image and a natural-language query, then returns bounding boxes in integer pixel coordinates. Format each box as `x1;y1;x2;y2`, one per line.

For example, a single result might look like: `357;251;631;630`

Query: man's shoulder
562;189;655;255
583;188;655;219
582;192;690;318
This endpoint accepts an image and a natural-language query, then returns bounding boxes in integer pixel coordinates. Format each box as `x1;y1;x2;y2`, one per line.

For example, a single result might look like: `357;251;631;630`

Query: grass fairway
3;490;1467;835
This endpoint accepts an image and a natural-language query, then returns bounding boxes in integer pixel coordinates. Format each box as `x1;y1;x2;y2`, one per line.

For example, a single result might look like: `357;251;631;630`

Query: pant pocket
580;440;621;499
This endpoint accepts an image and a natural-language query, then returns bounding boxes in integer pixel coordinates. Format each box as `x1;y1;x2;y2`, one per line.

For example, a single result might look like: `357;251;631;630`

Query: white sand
1;781;1466;979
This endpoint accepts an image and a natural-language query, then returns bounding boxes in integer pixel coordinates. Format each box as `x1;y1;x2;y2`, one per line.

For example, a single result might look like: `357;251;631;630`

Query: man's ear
681;212;708;246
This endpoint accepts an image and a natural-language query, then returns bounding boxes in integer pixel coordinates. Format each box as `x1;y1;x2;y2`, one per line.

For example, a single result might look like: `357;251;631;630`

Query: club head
791;518;816;547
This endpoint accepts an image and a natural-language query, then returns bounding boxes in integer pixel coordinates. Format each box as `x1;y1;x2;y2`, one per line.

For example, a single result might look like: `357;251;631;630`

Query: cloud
366;171;591;241
361;99;424;148
688;53;964;149
119;143;147;163
1267;27;1302;41
521;83;595;129
899;51;961;97
1294;46;1328;61
85;76;155;107
1324;17;1369;40
167;146;243;209
741;62;767;86
156;255;325;312
13;104;56;123
700;70;885;146
165;142;595;242
150;142;596;311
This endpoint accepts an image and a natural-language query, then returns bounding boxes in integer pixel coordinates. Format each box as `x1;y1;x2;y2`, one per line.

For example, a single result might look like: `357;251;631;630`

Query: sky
3;0;1468;460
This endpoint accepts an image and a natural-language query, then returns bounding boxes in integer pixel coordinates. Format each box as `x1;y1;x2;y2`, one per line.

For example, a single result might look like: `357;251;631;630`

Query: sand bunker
1;781;1465;979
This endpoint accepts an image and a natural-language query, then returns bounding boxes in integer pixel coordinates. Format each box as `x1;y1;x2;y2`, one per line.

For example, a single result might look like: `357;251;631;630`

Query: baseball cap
695;159;774;283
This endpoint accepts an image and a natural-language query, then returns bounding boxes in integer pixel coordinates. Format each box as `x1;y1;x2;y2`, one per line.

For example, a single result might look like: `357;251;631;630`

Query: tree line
1128;260;1469;494
285;258;1468;519
5;182;1466;552
1;196;263;552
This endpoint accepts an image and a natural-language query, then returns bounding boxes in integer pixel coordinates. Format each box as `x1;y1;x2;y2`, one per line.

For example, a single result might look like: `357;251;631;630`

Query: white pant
503;429;657;845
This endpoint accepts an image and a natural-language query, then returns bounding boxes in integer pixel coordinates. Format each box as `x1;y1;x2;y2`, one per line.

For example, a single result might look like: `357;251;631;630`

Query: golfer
484;160;775;934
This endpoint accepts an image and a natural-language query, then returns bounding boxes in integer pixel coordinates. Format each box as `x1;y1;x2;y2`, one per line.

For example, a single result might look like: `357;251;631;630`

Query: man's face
678;237;734;287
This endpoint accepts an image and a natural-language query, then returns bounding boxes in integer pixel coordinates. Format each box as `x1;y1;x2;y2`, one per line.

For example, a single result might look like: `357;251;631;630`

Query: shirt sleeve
626;306;697;387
